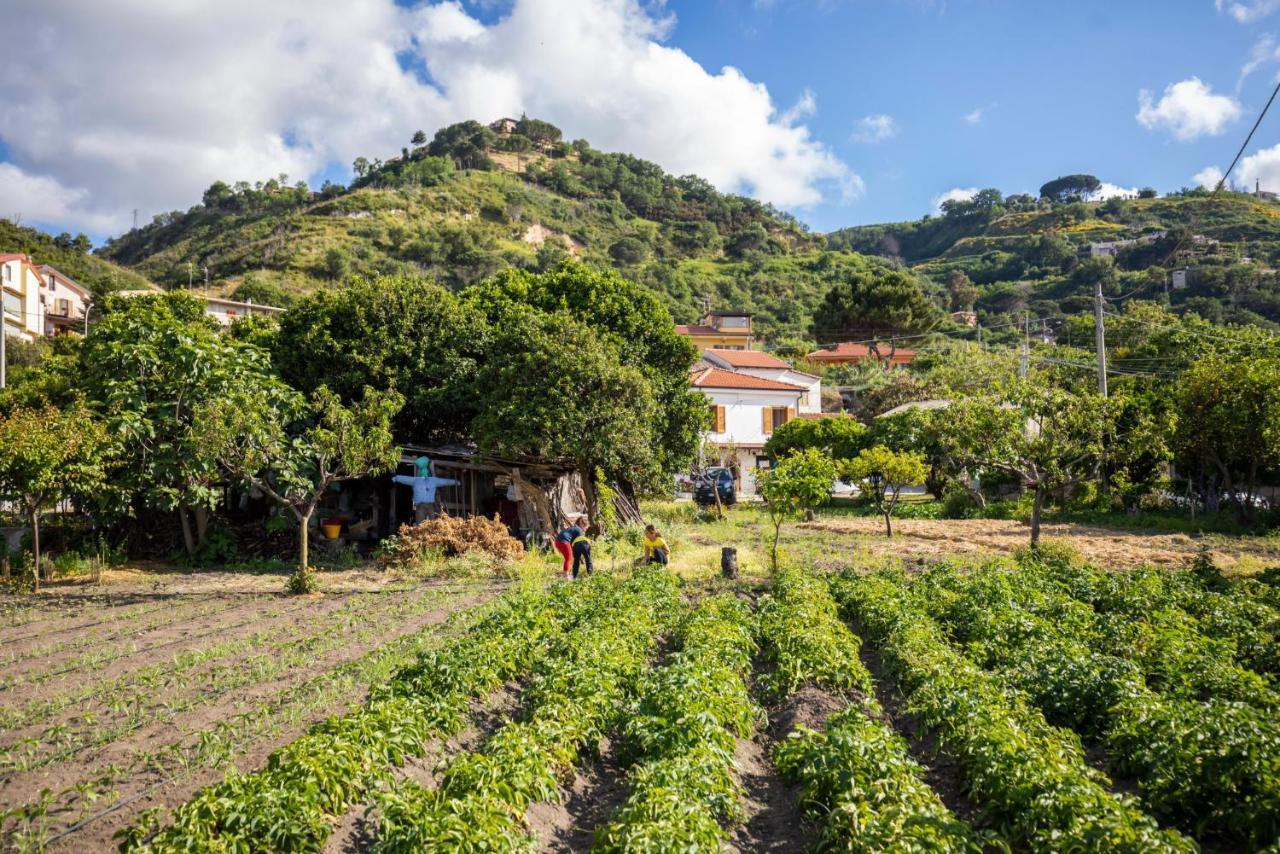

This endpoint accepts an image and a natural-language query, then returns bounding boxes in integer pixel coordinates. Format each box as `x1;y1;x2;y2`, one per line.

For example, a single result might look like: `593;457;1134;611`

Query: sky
5;0;1280;243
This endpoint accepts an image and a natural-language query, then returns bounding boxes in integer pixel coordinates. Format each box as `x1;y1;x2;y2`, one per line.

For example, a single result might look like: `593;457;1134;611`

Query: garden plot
12;552;1280;853
0;573;499;851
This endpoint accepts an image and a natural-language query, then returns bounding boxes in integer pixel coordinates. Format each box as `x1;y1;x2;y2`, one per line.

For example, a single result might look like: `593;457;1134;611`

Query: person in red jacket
554;517;586;578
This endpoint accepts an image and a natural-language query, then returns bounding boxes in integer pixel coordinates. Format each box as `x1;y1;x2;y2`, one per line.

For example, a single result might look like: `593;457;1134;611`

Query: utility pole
187;262;193;290
1;324;6;390
132;209;139;231
1019;310;1029;378
203;265;210;294
1093;278;1108;397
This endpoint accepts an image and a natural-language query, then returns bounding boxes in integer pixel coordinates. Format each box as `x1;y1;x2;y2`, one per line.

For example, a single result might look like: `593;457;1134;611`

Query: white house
38;265;91;336
691;366;806;495
117;290;285;326
699;348;822;414
1;254;46;342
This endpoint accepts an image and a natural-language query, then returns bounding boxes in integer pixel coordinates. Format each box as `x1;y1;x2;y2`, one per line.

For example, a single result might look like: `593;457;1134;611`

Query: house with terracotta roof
38;265;91;335
675;310;753;350
1;254;47;342
699;348;821;413
805;342;917;367
690;364;806;495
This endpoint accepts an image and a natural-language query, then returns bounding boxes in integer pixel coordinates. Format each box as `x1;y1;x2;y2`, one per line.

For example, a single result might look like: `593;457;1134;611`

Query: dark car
693;467;737;506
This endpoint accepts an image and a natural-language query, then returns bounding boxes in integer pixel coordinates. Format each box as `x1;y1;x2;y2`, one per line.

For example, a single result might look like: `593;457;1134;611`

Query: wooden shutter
762;407;771;434
715;405;726;433
785;407;796;423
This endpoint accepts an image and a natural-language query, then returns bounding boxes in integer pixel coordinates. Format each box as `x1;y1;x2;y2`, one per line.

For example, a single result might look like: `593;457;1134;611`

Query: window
761;406;794;434
56;298;70;316
755;456;772;470
709;403;726;433
2;265;9;283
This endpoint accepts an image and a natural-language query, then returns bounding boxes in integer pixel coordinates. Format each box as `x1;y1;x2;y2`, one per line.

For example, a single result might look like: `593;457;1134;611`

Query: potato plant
594;595;759;850
373;568;681;852
124;585;562;852
832;572;1194;853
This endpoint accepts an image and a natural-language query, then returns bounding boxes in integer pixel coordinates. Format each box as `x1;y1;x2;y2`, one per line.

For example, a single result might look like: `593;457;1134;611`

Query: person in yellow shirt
643;524;669;566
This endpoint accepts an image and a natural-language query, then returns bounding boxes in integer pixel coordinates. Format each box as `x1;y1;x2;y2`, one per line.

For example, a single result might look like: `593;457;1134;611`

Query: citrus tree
842;446;927;537
198;383;402;589
757;449;837;570
0;402;111;590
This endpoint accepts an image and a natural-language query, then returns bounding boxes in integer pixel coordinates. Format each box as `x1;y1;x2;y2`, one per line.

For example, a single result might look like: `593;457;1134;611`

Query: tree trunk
578;462;601;533
297;510;311;576
29;507;41;592
771;520;782;572
1030;487;1045;548
194;506;209;549
178;508;196;556
883;510;893;538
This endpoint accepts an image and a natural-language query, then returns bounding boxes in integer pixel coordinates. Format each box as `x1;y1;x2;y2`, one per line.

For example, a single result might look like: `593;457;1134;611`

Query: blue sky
3;0;1278;242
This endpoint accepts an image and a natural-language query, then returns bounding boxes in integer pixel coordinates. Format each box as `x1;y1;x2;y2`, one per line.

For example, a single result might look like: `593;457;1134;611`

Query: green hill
0;219;155;296
97;118;888;340
827;188;1280;339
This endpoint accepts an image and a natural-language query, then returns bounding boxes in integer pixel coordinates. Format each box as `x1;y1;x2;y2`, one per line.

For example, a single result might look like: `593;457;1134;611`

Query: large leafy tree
810;269;940;355
198;383;402;584
79;292;275;554
943;377;1114;546
1039;174;1102;204
1173;353;1280;519
0;402;111;590
465;263;705;498
272;276;488;443
468;308;659;531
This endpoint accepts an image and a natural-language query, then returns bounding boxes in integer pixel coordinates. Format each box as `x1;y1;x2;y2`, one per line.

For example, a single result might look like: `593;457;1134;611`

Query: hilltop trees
811;268;940;352
1039;174;1102;204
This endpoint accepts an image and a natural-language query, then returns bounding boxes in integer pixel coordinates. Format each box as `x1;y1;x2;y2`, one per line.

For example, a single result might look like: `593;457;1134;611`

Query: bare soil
800;517;1280;570
0;567;500;851
526;736;630;853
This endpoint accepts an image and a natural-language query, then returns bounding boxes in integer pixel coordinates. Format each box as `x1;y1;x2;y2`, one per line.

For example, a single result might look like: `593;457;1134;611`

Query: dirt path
800;517;1280;570
525;737;630;852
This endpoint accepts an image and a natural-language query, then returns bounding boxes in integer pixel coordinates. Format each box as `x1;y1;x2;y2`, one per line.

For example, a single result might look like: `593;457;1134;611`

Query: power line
1216;77;1280;192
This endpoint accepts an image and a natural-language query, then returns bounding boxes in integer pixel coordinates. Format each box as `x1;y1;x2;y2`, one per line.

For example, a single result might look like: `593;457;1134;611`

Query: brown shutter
762;407;771;434
785;407;796;423
715;405;726;433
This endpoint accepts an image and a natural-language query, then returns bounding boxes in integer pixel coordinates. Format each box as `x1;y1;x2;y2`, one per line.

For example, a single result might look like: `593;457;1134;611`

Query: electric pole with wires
1094;278;1108;398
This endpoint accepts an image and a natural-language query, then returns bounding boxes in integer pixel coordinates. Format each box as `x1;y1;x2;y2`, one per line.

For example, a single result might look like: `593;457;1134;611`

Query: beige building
1;254;46;342
38;264;91;335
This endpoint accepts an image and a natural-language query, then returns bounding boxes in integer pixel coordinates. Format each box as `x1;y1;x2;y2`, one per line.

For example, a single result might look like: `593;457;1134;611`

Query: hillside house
38;265;90;335
698;348;821;413
490;117;519;135
691;366;806;495
1;254;46;342
118;290;285;326
1171;269;1189;290
675;310;753;350
805;342;916;368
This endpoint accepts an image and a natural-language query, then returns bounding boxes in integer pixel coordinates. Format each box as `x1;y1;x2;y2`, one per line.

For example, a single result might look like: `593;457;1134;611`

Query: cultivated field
0;571;501;851
2;512;1278;852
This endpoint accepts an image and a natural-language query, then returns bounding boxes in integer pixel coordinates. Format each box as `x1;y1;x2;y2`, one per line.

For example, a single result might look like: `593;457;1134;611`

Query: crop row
371;567;681;852
912;559;1280;847
831;571;1194;853
594;594;759;850
762;567;983;852
121;583;563;852
0;584;466;776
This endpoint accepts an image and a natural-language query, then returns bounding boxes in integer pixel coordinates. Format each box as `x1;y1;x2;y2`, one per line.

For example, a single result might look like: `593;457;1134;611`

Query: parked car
693;467;737;506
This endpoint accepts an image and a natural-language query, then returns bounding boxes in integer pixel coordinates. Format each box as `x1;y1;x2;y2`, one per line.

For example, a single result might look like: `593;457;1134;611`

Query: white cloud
0;0;857;236
1217;0;1280;23
1229;142;1280;191
0;163;119;234
852;113;898;143
1136;77;1243;141
963;106;988;125
931;187;979;213
1194;165;1226;189
1239;33;1280;87
1094;182;1139;200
